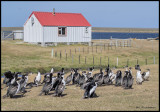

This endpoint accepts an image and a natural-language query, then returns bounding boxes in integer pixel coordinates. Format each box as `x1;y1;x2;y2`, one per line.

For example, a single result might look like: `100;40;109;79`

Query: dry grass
1;39;159;110
1;64;159;111
1;39;159;74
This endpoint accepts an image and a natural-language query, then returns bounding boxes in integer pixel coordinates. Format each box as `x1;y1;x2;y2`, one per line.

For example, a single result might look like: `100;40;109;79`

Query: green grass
1;39;159;75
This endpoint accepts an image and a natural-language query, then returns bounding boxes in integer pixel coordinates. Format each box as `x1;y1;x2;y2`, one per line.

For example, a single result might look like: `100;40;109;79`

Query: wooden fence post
88;47;89;53
51;48;54;58
104;44;105;50
93;56;94;65
79;55;80;64
108;43;109;51
55;51;57;57
66;53;67;61
83;47;84;54
108;57;109;65
70;49;71;57
72;55;74;63
117;57;118;66
60;51;62;60
75;48;76;54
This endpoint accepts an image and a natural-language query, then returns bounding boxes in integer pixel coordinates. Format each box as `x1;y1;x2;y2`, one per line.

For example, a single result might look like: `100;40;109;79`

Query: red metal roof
25;11;91;26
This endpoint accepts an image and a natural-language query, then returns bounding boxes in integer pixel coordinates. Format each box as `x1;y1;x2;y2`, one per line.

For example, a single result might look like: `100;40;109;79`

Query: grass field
1;39;159;110
1;39;159;74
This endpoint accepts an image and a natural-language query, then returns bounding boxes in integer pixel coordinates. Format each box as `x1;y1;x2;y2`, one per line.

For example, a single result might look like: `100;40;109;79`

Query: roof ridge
33;11;81;15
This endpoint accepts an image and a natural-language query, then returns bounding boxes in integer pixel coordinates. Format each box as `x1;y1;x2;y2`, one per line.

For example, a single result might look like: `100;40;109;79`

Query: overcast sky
1;1;159;28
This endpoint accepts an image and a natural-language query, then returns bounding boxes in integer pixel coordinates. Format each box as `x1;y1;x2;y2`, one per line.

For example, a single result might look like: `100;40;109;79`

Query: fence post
70;49;71;57
108;43;109;50
104;44;105;50
65;49;66;54
117;57;118;66
96;45;97;53
88;47;89;53
60;51;62;60
55;51;57;57
108;57;109;65
66;53;67;61
137;59;138;65
75;48;76;54
51;48;54;58
83;47;84;54
93;56;94;65
72;55;74;63
79;55;80;64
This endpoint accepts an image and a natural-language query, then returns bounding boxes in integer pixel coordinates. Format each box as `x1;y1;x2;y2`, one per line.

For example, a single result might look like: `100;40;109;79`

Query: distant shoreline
1;27;159;33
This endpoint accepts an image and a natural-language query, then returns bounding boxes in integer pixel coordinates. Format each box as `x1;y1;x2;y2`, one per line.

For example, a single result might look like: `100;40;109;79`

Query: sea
92;32;159;39
2;31;159;39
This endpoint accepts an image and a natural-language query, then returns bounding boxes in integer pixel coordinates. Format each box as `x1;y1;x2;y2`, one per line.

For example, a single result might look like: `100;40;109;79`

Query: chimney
53;8;55;15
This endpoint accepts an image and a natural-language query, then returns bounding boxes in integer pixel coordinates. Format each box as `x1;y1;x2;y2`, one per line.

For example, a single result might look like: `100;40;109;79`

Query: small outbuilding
24;9;92;46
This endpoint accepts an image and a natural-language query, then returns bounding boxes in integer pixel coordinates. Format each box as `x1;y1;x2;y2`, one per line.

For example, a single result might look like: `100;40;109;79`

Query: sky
1;1;159;28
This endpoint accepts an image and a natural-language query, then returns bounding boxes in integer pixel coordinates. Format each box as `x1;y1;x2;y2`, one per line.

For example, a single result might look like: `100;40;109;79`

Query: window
31;17;34;26
58;27;67;36
85;27;88;33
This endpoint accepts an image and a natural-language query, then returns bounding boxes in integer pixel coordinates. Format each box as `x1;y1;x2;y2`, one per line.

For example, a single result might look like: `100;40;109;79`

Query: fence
50;47;157;68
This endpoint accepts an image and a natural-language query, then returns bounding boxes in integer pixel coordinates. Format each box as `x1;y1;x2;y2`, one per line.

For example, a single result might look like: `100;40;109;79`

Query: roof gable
25;11;91;27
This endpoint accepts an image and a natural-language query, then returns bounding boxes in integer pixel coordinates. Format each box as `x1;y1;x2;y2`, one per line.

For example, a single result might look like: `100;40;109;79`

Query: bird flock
2;64;150;99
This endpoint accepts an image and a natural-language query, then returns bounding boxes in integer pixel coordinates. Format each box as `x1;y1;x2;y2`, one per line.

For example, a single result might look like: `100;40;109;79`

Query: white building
24;9;92;46
13;30;24;40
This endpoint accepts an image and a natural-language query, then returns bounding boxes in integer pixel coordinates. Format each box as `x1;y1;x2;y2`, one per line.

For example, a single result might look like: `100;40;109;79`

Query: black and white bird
39;73;53;96
41;68;54;84
122;71;128;88
18;74;28;93
93;68;103;82
86;67;94;78
34;71;41;86
103;65;112;85
115;70;122;86
127;71;134;89
65;68;74;85
108;70;116;84
136;69;143;85
53;73;66;97
78;71;88;87
83;80;98;99
72;68;80;85
142;69;150;81
3;71;20;88
3;73;22;98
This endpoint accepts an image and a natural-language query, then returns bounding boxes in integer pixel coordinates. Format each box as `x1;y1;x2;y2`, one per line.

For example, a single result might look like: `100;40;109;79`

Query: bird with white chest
142;69;150;81
136;69;143;85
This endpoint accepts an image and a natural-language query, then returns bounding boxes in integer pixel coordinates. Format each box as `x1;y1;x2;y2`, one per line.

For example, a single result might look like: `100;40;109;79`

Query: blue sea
2;31;159;39
92;32;159;39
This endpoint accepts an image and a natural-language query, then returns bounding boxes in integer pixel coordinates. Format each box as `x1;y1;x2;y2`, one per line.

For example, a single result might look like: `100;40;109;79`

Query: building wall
13;30;23;39
24;14;43;43
43;26;91;43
